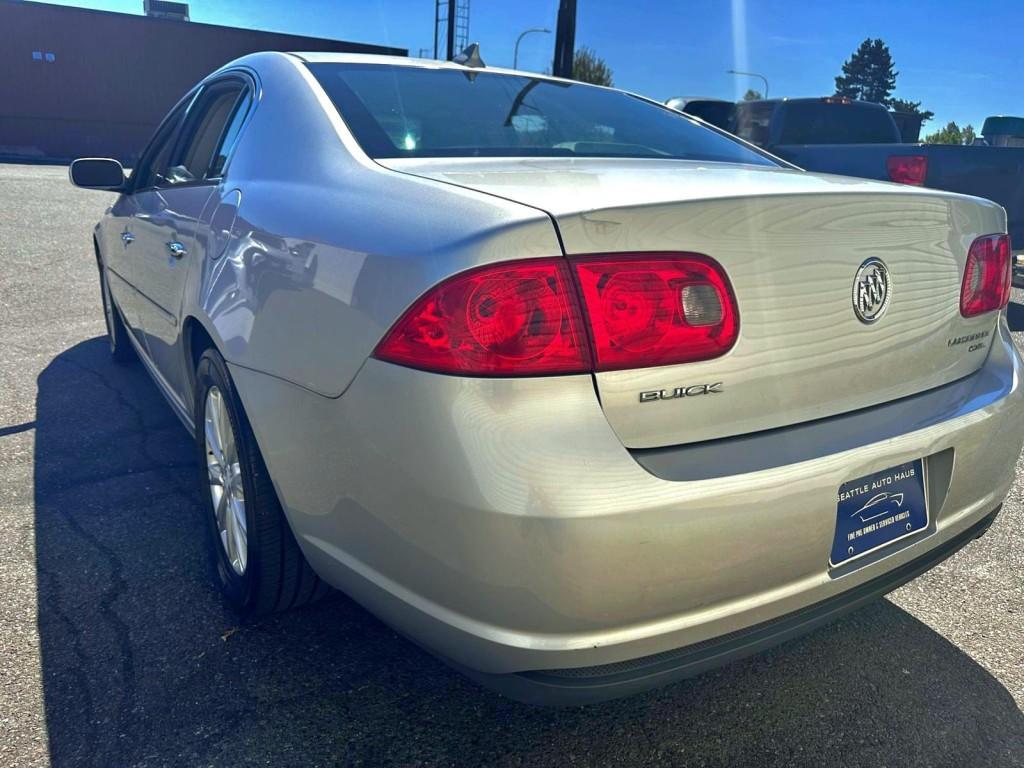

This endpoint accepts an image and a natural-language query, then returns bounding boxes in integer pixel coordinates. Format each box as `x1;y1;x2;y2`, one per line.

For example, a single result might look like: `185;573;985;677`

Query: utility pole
446;0;456;60
552;0;576;78
434;0;471;60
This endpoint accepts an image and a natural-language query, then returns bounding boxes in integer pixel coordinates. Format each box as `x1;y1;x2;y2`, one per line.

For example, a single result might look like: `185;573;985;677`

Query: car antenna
453;43;485;69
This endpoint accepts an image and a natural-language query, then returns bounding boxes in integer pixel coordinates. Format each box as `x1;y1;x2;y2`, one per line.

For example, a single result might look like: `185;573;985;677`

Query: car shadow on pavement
35;338;1024;767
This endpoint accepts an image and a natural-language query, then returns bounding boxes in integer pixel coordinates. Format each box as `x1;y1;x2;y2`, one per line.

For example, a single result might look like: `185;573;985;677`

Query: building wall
0;0;405;162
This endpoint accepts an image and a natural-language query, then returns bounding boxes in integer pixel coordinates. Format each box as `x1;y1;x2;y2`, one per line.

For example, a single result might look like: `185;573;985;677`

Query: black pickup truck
706;97;1024;251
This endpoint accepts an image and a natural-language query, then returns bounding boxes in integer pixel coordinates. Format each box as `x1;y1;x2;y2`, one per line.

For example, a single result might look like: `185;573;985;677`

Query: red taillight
373;257;591;376
572;254;739;371
960;234;1011;317
375;253;739;376
887;155;928;185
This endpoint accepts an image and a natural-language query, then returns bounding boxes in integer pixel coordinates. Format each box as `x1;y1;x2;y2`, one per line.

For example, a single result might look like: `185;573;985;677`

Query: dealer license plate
831;460;927;567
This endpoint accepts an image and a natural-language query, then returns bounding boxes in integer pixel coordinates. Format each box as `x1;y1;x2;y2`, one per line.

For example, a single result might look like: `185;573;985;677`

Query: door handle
167;241;188;258
121;231;135;245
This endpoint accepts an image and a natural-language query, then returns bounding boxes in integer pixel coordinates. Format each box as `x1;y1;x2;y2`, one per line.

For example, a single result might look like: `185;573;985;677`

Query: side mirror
69;158;126;191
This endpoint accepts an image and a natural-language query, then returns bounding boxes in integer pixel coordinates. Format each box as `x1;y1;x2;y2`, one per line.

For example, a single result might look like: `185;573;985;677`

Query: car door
106;98;191;349
130;77;253;404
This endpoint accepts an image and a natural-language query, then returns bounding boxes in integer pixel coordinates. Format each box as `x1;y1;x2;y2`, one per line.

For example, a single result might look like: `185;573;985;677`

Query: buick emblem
852;258;891;324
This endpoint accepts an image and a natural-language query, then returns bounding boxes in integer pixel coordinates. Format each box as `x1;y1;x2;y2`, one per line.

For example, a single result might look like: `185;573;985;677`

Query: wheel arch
182;315;223;419
182;316;265;454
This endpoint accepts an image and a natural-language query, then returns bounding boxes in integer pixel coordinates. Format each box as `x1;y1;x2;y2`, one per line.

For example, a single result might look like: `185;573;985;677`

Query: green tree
572;46;613;87
924;121;963;145
834;38;898;105
743;88;763;101
962;124;977;145
889;97;934;124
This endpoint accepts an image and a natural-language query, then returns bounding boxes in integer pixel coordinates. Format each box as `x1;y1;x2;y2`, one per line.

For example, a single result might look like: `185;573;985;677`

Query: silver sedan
69;52;1024;704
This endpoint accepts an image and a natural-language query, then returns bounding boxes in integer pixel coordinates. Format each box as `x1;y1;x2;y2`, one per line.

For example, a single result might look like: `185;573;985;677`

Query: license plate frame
831;459;928;567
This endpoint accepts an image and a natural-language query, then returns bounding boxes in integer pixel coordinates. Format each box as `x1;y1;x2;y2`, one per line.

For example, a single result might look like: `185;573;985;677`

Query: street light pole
727;69;769;99
513;27;551;70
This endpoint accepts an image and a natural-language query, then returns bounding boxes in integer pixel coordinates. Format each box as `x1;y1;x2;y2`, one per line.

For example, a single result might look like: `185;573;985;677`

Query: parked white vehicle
70;52;1024;704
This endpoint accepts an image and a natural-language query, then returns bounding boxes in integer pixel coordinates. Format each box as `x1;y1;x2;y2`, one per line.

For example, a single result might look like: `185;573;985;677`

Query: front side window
130;99;190;191
309;63;778;167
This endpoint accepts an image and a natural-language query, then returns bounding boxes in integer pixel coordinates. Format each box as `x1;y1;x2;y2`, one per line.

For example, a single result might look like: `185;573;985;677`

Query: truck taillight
374;253;740;376
960;234;1011;317
887;155;928;185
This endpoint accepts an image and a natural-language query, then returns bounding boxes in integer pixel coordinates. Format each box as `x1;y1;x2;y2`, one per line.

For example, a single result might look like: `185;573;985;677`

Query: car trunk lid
380;157;1005;449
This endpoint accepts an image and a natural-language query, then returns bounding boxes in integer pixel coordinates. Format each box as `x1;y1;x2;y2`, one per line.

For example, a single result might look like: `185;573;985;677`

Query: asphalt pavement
1;163;1022;767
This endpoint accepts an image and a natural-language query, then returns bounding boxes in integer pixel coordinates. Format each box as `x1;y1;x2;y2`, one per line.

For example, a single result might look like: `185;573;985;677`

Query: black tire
194;347;331;617
97;258;135;363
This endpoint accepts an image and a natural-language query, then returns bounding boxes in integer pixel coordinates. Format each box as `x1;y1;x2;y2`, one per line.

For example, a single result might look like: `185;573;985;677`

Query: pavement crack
35;351;200;765
36;463;195;504
34;559;100;767
54;355;176;468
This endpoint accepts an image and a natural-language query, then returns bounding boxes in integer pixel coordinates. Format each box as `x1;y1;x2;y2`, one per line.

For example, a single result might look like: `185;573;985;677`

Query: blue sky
34;0;1013;131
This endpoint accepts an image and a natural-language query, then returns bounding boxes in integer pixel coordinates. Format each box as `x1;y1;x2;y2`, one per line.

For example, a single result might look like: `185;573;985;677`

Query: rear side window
309;63;778;166
209;90;253;178
776;103;899;145
173;84;247;182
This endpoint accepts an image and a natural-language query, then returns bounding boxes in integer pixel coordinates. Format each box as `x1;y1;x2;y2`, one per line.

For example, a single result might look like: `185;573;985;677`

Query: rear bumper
230;316;1024;703
462;504;1001;705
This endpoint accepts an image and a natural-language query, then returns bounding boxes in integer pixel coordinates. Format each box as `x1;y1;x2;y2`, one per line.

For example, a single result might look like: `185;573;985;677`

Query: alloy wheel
204;386;247;575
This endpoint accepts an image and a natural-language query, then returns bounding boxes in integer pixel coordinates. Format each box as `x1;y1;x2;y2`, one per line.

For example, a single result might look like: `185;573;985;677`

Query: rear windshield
775;102;899;145
308;63;777;166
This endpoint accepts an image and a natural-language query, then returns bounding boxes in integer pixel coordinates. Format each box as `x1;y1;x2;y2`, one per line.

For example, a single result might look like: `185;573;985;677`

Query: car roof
293;52;432;66
289;51;572;82
282;51;674;109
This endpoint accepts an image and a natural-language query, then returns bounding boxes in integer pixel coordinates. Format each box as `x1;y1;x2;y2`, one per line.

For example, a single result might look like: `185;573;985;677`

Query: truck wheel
194;347;331;616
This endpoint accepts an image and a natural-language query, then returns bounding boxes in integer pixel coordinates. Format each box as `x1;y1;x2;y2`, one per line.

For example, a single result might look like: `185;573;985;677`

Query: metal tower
434;0;470;60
